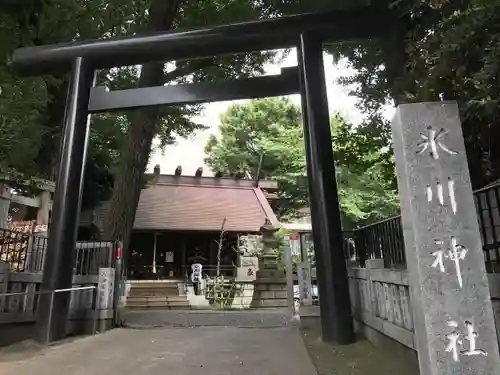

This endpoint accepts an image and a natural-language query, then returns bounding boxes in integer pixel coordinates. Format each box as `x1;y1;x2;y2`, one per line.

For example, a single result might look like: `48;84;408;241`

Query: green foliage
328;0;500;189
0;0;280;211
0;10;47;177
1;0;427;224
0;72;46;177
412;0;500;187
0;0;146;206
204;97;399;227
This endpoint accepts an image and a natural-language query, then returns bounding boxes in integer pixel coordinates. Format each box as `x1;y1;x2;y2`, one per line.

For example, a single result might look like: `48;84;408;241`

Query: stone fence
0;262;117;337
347;260;500;350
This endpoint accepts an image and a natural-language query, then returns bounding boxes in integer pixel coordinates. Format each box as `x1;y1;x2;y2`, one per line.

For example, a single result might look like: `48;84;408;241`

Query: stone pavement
0;326;317;375
122;308;296;328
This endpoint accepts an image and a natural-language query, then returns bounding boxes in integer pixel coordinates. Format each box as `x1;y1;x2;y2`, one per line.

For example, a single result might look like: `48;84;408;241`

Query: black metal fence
0;228;117;275
74;241;117;275
346;183;500;273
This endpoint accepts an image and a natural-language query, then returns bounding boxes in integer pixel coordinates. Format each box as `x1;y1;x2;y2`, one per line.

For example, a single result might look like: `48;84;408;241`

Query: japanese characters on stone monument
97;267;115;311
391;102;500;375
297;262;312;306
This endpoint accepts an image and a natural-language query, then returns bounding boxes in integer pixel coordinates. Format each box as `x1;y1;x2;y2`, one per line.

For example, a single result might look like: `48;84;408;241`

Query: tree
205;97;308;214
0;0;231;215
411;0;500;188
2;1;426;243
328;0;500;189
0;0;147;210
0;7;47;178
102;0;287;249
1;0;308;247
204;97;399;228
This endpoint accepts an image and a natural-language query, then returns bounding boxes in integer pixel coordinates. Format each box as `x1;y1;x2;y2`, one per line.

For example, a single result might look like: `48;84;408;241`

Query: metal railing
0;285;98;343
346;215;406;269
74;241;117;275
0;229;117;275
474;183;500;272
345;182;500;272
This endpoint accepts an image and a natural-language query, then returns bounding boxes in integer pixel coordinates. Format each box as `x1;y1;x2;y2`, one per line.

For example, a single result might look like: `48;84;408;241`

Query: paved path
0;326;316;375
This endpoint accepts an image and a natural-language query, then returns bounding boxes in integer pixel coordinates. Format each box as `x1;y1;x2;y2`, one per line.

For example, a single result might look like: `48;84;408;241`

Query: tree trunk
103;0;181;255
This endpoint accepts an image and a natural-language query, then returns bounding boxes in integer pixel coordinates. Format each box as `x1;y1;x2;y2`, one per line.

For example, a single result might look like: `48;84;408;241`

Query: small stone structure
0;265;115;332
250;219;288;308
347;262;500;370
0;236;118;337
228;220;288;309
0;178;55;230
230;255;259;308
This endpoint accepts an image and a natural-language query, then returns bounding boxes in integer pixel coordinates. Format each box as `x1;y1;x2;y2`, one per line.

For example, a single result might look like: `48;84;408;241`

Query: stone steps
128;282;180;297
127;296;188;303
126;305;191;310
126;296;190;310
130;282;180;287
129;290;179;297
126;281;190;310
129;284;180;289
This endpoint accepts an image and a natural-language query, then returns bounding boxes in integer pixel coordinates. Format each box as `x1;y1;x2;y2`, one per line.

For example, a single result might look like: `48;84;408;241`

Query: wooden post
36;191;52;225
152;232;157;276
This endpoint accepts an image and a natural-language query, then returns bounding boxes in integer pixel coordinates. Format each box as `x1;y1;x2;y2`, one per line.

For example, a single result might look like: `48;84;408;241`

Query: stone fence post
0;262;8;312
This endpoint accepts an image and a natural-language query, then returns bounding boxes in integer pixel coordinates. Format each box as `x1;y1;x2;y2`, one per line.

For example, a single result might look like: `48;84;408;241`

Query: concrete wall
347;260;500;351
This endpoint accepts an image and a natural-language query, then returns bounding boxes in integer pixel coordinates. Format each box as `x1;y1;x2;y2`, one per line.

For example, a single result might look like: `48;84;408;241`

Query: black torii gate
12;6;394;344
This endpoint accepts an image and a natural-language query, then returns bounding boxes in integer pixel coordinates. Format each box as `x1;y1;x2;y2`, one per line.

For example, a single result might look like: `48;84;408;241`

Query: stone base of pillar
249;269;288;308
237;218;289;309
250;280;288;308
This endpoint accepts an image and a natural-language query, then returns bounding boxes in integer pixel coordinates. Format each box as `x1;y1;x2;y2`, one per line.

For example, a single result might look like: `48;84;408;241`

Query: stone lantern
251;218;288;308
258;218;280;272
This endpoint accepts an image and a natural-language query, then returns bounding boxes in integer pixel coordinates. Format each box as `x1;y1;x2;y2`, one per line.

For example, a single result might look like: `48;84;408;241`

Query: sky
147;49;396;177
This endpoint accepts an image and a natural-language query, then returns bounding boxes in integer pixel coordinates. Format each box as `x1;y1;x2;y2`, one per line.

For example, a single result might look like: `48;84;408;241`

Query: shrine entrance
11;5;396;344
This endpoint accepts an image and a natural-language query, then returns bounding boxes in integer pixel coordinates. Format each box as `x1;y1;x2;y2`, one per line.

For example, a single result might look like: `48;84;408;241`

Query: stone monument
297;261;313;306
232;246;259;309
392;102;500;375
251;219;288;308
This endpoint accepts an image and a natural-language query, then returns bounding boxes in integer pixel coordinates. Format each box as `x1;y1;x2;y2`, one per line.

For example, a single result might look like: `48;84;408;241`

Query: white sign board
165;251;174;263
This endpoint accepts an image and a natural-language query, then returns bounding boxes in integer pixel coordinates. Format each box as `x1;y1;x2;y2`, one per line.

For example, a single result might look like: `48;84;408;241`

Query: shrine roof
133;182;279;232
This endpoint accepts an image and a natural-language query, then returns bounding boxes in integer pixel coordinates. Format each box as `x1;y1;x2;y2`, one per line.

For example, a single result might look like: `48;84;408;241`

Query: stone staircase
126;281;191;310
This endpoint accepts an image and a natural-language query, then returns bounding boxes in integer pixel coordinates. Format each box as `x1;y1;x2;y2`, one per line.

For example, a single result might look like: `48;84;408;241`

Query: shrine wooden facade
80;168;279;280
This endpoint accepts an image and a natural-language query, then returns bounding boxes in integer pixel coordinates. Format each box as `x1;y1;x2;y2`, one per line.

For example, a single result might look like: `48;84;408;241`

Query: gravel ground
300;321;420;375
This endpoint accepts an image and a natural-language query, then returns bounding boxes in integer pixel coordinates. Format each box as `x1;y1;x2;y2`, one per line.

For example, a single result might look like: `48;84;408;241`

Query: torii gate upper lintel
12;6;392;76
